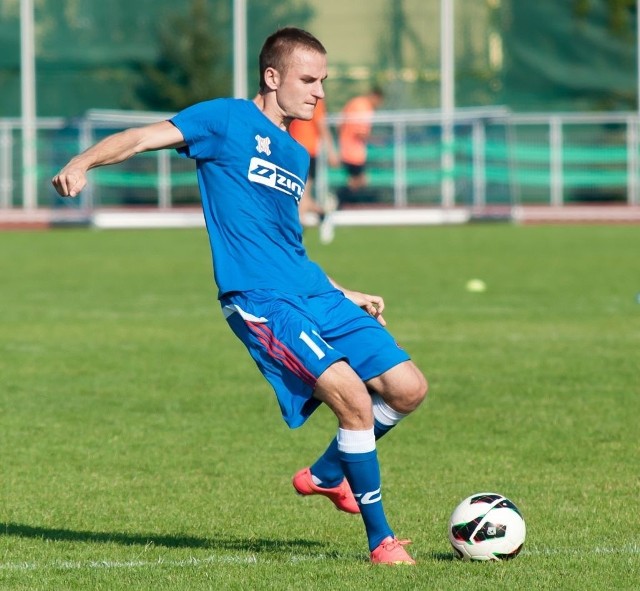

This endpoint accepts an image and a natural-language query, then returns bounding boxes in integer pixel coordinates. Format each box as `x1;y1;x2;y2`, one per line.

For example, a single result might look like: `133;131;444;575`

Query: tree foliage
573;0;637;36
135;0;315;111
135;0;232;112
243;0;315;93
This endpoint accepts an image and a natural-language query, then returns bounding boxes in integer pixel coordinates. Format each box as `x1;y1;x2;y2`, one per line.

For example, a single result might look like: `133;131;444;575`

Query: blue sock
310;437;342;488
310;394;407;487
338;428;392;551
310;421;392;487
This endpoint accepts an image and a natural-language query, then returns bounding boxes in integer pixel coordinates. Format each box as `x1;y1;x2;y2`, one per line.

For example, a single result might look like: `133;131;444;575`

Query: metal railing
1;108;639;211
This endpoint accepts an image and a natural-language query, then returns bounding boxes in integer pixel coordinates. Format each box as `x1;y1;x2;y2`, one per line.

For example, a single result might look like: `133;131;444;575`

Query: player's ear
263;67;280;90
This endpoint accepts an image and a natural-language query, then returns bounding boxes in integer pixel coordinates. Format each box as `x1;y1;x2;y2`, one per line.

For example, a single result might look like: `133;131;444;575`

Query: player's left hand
343;290;386;326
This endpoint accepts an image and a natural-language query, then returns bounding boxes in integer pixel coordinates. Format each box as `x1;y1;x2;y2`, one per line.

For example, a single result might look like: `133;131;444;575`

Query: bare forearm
52;120;184;197
68;128;148;171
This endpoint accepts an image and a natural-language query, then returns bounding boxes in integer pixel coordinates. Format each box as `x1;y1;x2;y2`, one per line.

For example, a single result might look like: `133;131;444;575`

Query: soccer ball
448;492;526;561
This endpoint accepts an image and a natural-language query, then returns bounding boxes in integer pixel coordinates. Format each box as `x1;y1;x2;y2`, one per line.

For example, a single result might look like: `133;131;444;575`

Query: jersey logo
247;157;304;202
255;135;271;156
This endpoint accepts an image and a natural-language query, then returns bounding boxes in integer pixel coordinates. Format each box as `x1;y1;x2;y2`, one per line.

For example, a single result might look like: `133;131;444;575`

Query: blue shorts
220;289;410;429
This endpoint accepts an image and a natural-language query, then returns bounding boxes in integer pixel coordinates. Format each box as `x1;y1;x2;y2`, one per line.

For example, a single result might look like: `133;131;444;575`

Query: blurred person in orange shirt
338;87;384;202
289;98;338;224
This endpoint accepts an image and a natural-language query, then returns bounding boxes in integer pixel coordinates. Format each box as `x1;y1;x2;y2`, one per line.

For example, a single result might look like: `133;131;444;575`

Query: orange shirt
339;96;374;166
289;99;326;157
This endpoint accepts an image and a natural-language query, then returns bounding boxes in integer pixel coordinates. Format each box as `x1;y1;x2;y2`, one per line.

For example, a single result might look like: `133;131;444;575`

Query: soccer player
338;87;384;203
52;27;427;565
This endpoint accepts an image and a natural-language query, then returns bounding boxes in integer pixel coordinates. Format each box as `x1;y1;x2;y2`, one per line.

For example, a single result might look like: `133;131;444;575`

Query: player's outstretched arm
52;121;186;197
329;277;386;326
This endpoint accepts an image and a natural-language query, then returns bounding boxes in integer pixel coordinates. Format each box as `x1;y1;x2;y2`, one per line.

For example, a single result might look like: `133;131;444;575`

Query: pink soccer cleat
292;467;360;514
370;536;416;565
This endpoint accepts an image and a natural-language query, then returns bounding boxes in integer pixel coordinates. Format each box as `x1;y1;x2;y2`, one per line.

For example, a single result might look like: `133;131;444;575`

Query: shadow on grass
1;522;324;554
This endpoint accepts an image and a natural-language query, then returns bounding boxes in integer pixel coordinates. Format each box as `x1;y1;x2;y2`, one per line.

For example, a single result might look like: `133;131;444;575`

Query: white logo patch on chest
255;135;271;156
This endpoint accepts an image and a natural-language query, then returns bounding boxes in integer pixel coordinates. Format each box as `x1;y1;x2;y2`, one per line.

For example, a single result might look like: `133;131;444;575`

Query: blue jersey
170;98;333;298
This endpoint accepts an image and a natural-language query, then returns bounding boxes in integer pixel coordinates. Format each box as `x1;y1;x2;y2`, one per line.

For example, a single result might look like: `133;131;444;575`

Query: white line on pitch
1;545;639;572
0;554;334;572
524;544;640;557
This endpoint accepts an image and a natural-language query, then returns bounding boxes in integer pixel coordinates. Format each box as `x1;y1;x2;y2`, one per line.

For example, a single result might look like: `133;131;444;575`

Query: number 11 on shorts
299;330;332;359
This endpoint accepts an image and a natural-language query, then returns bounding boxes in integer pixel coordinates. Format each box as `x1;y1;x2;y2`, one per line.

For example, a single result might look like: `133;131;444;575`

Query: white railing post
472;119;486;209
440;0;456;208
549;117;563;206
393;120;407;207
0;122;13;208
157;150;172;208
441;119;455;208
627;115;639;205
20;0;38;210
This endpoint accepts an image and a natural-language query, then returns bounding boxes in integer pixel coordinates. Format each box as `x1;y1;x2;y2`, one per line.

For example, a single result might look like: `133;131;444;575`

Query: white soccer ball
448;492;526;561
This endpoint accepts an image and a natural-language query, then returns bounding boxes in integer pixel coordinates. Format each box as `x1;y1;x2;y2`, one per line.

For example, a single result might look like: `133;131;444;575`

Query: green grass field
1;224;638;590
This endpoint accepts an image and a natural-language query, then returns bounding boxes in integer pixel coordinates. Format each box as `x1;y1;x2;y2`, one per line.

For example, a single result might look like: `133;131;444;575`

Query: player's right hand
52;167;87;197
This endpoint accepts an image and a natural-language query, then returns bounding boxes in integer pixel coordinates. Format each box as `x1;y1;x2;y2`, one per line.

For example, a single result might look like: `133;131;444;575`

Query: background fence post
627;116;639;205
0;122;13;209
157;150;172;209
393;120;407;207
549;117;563;207
472;119;486;209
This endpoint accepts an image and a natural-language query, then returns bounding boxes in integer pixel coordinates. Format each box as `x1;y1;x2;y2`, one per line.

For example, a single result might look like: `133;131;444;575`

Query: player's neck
254;93;288;131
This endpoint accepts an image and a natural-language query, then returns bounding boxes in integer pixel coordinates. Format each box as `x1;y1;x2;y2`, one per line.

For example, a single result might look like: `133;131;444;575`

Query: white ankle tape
372;393;408;427
337;427;376;454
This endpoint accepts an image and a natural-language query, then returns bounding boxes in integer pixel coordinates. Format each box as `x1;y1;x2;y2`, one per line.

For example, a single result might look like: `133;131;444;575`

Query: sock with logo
309;394;408;488
337;427;393;551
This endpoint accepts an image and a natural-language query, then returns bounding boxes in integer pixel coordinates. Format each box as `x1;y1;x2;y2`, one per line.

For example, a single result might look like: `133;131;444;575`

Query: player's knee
315;364;375;429
405;370;428;412
369;362;428;414
335;393;374;430
392;368;427;414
